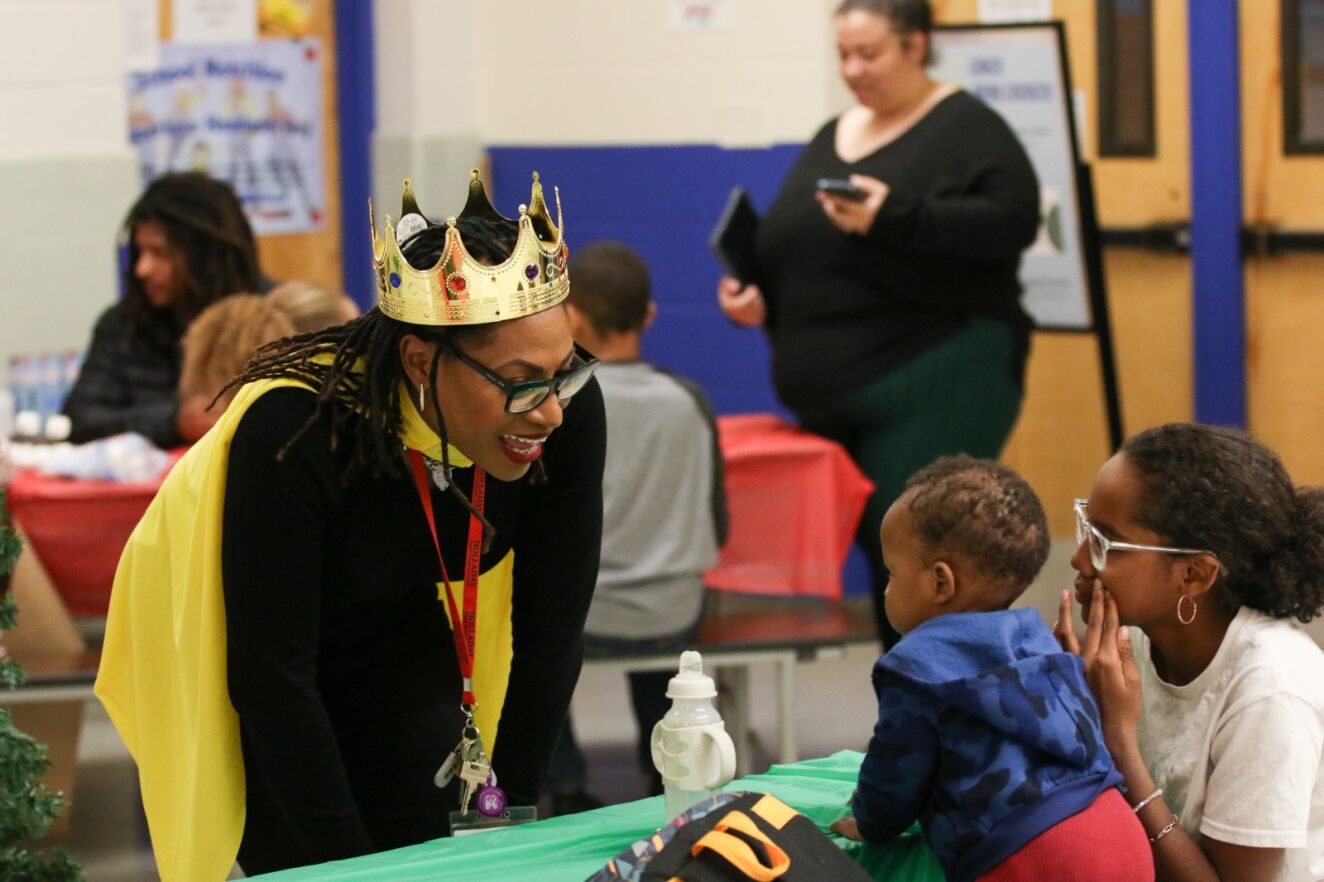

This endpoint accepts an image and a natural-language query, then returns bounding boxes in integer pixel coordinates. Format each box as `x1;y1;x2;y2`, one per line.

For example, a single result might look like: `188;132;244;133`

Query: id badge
449;805;538;836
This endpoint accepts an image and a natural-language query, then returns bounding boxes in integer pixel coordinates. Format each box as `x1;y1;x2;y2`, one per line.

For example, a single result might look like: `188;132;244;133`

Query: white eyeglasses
1073;499;1224;574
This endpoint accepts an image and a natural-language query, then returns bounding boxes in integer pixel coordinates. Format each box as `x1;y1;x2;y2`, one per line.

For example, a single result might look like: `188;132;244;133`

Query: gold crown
370;170;569;326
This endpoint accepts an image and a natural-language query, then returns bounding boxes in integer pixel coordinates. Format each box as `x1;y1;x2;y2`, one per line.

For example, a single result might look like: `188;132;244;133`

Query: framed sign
933;22;1123;447
932;22;1091;331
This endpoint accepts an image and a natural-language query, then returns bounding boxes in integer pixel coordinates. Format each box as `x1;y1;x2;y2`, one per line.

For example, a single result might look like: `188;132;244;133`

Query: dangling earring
418;382;426;412
1177;594;1198;625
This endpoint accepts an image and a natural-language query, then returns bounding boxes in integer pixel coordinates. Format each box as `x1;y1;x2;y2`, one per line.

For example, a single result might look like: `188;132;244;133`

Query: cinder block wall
0;1;139;384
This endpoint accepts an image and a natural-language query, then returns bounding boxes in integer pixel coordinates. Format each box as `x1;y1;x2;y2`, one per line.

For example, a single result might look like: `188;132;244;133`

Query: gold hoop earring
418;383;426;411
1177;594;1198;625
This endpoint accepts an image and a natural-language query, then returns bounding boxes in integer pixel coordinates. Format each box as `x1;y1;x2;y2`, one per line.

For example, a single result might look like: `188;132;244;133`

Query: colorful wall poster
127;39;325;235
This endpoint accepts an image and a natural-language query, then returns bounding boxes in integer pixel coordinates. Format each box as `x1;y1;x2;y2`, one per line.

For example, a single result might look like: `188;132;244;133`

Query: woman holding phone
716;0;1039;644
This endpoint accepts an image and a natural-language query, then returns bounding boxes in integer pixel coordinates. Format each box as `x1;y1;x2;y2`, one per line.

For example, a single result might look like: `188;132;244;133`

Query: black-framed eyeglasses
445;343;599;414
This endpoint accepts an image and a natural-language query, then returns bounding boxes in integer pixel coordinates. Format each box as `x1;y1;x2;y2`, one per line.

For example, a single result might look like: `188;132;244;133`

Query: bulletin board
137;0;343;290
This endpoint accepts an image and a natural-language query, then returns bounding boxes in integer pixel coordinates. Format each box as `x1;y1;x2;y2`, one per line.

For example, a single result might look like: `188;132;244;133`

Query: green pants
796;317;1025;643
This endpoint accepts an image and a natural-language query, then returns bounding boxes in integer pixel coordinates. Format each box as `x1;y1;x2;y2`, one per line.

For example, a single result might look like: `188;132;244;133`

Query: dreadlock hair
1122;423;1324;623
121;172;261;349
901;454;1052;605
222;215;520;550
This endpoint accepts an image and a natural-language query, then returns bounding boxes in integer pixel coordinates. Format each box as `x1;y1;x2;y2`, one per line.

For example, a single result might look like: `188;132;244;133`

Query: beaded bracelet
1132;788;1163;814
1150;815;1181;844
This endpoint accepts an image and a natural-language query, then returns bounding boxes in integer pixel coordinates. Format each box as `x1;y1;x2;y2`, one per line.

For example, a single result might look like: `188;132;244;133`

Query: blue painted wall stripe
489;145;872;595
334;0;375;311
1188;0;1245;427
489;145;800;418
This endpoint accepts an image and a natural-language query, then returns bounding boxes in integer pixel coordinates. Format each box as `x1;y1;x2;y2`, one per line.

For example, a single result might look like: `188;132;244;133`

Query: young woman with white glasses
1055;422;1324;882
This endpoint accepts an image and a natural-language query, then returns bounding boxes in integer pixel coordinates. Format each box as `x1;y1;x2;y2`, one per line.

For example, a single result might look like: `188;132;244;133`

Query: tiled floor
29;540;1094;881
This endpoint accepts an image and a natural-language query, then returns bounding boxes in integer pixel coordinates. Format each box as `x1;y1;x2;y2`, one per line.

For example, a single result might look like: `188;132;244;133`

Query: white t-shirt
1134;607;1324;882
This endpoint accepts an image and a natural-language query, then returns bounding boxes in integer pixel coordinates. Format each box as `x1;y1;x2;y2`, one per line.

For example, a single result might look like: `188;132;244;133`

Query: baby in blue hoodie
832;456;1153;882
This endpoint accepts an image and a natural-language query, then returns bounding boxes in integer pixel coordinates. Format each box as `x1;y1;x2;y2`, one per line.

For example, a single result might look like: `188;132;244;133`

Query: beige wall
0;1;139;382
473;1;838;147
373;0;843;154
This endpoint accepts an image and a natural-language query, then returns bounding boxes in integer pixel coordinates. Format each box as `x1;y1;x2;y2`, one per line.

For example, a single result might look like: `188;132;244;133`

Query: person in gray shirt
545;242;728;813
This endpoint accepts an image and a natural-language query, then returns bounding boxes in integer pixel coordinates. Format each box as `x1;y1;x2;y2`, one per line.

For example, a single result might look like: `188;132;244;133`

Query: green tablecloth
249;750;942;882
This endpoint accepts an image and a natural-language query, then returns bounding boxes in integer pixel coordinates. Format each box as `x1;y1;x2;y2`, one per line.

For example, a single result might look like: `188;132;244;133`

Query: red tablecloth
5;415;872;615
6;463;174;617
704;414;873;600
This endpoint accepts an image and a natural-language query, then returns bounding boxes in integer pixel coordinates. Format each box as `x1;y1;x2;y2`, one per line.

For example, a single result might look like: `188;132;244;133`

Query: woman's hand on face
1053;589;1082;655
816;174;890;235
1082;582;1143;750
717;275;767;327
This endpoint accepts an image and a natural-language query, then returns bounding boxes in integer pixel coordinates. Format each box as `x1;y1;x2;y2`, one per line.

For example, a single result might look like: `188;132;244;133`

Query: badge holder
449;804;538;837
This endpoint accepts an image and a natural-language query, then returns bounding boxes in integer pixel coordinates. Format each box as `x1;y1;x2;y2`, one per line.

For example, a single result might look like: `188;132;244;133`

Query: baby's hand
830;814;862;841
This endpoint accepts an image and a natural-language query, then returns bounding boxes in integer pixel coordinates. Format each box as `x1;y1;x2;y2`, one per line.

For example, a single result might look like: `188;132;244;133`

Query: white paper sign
173;0;258;44
931;25;1091;330
127;40;326;235
978;0;1052;23
123;0;160;72
669;0;732;30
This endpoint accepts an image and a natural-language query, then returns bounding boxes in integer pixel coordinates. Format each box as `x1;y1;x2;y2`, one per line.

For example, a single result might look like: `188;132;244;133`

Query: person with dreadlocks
63;171;265;447
94;171;606;881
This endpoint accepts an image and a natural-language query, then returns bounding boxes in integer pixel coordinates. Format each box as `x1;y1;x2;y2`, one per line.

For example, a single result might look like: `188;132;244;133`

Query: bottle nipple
667;650;717;700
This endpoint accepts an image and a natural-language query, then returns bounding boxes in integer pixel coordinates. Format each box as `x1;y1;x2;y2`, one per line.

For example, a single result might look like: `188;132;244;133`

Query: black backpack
587;791;872;882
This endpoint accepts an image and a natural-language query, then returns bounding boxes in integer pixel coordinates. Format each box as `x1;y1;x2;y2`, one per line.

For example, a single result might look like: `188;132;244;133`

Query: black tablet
709;187;760;284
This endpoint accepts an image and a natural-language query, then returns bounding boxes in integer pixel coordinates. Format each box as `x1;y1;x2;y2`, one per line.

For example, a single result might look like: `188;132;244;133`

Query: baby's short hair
902;455;1051;599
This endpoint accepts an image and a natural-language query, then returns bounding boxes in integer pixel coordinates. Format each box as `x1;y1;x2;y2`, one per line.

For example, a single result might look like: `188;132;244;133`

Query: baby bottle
650;650;737;820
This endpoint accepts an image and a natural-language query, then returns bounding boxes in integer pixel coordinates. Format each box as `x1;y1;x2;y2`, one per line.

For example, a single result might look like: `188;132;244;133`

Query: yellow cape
94;378;516;882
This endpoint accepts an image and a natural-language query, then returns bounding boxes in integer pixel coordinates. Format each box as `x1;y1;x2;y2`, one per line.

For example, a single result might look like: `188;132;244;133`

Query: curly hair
179;294;295;404
220;216;518;547
121;172;261;347
902;454;1051;599
1122;423;1324;623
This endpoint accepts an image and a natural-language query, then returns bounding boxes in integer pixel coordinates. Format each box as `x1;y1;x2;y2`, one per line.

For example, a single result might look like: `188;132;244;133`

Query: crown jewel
371;170;569;326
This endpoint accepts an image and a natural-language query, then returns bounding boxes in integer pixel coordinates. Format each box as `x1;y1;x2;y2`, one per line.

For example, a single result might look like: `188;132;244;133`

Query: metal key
458;753;491;815
434;737;472;789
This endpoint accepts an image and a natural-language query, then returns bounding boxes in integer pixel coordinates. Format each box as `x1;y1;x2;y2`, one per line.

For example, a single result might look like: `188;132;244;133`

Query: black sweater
755;91;1040;412
220;382;605;870
63;306;185;447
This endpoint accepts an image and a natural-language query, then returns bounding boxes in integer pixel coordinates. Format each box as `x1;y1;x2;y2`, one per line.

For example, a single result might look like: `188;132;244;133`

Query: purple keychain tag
476;780;507;817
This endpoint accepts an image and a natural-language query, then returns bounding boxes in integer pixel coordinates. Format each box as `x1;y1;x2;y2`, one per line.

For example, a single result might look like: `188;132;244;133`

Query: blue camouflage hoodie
851;608;1122;882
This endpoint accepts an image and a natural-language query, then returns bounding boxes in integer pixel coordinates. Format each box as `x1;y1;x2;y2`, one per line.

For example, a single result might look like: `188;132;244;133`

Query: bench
581;597;878;775
0;603;878;777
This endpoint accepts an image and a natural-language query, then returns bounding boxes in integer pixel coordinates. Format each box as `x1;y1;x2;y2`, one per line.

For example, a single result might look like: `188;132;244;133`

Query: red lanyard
408;449;486;707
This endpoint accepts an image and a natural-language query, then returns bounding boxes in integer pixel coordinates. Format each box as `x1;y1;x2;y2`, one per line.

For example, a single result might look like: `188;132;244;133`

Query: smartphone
815;178;867;203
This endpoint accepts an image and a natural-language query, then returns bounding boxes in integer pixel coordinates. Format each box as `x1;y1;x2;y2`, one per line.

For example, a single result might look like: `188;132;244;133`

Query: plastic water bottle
650;651;737;821
0;388;13;439
36;353;62;420
8;355;34;414
59;351;83;409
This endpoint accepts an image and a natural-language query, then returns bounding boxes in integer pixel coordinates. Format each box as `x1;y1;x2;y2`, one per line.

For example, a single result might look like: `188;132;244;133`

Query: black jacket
63;306;185;447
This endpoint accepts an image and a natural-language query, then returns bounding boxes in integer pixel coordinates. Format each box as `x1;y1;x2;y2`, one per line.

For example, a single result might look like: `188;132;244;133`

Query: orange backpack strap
749;794;798;830
690;810;791;881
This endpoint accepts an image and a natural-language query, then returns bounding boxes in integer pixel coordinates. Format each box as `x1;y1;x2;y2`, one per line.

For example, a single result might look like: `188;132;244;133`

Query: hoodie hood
880;608;1106;771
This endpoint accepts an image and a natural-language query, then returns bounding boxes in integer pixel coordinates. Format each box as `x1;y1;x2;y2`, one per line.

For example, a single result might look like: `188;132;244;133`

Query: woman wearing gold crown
94;171;606;880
